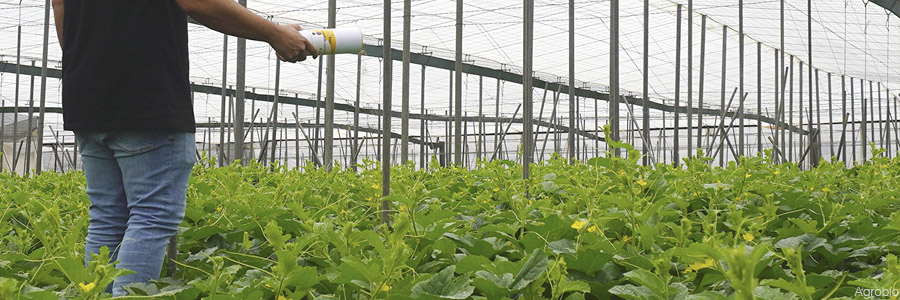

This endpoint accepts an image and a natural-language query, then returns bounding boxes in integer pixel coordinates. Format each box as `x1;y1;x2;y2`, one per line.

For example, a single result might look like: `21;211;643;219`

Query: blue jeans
75;130;195;296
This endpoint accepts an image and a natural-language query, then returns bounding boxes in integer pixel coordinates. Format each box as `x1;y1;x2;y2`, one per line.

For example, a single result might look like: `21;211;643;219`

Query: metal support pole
609;0;620;156
698;15;706;155
324;0;336;170
33;0;53;174
24;64;34;175
269;60;281;168
799;61;804;167
494;78;501;161
381;0;392;224
851;78;856;162
687;0;693;159
842;75;847;163
862;79;868;161
219;35;228;167
757;42;762;155
401;0;411;164
642;0;650;165
788;55;794;162
674;4;682;165
454;0;463;165
353;55;361;171
829;73;834;158
234;0;247;164
779;0;785;162
719;26;727;167
524;0;534;180
421;64;427;168
478;75;483;161
568;0;576;163
807;0;814;164
738;0;745;158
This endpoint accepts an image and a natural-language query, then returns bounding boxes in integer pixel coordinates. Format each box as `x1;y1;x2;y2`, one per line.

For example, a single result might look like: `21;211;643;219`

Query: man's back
62;0;194;133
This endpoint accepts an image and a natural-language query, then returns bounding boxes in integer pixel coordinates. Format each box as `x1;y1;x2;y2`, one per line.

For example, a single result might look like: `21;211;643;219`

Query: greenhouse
2;0;900;298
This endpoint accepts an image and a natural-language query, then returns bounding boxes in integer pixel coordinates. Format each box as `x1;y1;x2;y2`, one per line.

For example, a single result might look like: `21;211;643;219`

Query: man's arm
175;0;317;62
51;0;63;48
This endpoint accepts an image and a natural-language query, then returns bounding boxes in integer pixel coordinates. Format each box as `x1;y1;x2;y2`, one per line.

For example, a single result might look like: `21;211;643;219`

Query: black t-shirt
62;0;195;133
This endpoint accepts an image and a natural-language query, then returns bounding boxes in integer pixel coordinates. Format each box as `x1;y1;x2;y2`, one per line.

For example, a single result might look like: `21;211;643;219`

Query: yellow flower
398;205;407;212
822;187;831;193
774;170;781;175
216;206;222;212
78;282;96;294
492;187;500;192
588;225;599;233
265;283;272;288
686;258;715;272
571;220;586;230
622;235;631;242
745;173;751;179
636;180;647;187
278;295;288;300
380;283;391;292
742;233;754;242
371;184;379;189
528;200;533;205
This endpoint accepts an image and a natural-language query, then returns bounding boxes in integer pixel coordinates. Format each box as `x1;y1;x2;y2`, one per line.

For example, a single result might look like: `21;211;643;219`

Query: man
51;0;317;295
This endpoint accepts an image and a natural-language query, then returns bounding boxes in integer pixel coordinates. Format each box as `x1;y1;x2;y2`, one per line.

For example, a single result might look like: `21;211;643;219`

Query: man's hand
270;24;318;63
52;0;63;48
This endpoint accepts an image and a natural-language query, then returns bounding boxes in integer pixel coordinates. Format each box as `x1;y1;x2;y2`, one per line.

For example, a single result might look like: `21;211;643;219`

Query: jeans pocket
109;131;158;155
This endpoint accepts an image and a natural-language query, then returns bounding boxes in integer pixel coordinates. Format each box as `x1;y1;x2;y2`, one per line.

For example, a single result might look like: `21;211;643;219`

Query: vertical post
568;0;576;163
698;15;706;155
454;0;463;165
687;0;693;159
773;50;779;163
295;93;300;168
642;0;650;165
478;76;483;161
861;78;867;162
234;0;247;164
610;0;620;156
799;61;804;167
842;75;847;163
421;64;427;168
788;55;794;162
25;64;35;175
313;59;323;160
720;26;727;167
381;0;392;224
269;60;281;169
495;78;501;160
829;73;834;158
674;4;682;166
219;35;228;167
851;78;856;163
324;0;336;170
524;0;534;180
779;0;785;162
879;82;884;153
807;0;814;165
35;0;53;174
353;55;361;171
401;0;411;164
738;0;744;159
757;42;762;155
448;70;453;161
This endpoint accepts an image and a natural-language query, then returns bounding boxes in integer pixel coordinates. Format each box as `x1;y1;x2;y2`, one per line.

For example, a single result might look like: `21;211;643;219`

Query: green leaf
263;221;291;249
753;286;798;300
774;234;827;252
622;269;666;297
509;249;548;291
608;284;654;300
410;265;475;299
456;255;493;274
569;251;612;277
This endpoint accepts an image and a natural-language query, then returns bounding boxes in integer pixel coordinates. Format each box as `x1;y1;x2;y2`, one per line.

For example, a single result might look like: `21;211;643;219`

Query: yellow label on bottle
313;29;338;55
